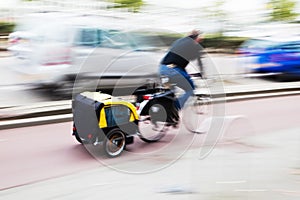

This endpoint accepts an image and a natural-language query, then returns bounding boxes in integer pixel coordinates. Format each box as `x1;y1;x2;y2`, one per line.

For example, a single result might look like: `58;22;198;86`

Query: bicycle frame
134;84;179;120
134;73;203;124
133;73;209;142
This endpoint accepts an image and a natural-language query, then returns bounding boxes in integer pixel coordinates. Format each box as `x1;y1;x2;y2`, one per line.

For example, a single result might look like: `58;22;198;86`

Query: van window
75;28;100;46
100;30;133;49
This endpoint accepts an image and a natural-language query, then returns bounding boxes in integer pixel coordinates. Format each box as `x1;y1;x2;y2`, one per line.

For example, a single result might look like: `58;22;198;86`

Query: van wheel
53;80;74;99
103;128;126;157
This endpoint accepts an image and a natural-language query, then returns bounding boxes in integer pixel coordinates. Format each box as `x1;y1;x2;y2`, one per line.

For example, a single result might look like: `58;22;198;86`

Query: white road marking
216;180;247;184
235;189;268;192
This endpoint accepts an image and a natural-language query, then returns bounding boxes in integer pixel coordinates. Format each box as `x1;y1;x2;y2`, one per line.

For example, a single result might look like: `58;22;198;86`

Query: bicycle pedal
151;123;160;131
172;123;179;128
165;122;178;127
152;127;159;131
197;111;205;115
140;116;151;122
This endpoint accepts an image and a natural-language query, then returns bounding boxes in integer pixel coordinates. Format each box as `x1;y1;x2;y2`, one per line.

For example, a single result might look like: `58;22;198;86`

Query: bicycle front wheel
182;95;212;133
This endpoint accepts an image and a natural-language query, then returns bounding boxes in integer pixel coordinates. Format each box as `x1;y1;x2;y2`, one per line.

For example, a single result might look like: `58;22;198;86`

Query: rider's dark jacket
160;36;203;71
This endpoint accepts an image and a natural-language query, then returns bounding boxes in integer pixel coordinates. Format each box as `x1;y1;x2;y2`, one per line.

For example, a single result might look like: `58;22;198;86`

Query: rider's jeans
159;64;195;110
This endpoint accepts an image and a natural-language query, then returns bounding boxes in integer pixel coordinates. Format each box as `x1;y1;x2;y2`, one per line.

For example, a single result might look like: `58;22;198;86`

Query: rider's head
188;29;203;43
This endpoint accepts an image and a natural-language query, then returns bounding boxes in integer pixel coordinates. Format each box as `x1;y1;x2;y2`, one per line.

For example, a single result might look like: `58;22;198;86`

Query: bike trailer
72;91;139;157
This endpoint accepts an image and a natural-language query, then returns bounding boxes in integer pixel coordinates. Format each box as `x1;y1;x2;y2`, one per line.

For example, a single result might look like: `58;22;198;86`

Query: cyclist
159;30;204;123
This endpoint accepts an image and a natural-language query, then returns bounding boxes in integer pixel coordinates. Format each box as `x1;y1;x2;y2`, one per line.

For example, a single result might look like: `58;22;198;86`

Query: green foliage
267;0;299;21
202;34;248;50
0;22;15;34
109;0;144;12
144;32;247;52
204;0;227;20
202;0;228;35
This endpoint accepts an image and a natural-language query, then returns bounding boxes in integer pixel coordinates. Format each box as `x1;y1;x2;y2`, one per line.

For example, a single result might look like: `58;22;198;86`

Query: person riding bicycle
159;30;204;123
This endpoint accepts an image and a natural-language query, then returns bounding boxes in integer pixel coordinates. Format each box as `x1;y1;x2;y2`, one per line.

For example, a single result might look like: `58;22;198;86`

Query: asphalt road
1;95;299;200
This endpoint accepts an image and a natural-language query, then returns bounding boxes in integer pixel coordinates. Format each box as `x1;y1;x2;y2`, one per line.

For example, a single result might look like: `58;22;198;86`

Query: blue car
238;36;300;81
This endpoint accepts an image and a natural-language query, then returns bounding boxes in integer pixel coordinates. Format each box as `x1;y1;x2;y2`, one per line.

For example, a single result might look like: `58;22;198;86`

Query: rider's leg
175;90;194;110
158;65;180;124
158;65;194;124
159;64;178;78
172;68;195;110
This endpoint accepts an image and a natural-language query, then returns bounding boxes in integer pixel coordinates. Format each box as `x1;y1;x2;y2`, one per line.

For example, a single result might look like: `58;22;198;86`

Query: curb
0;114;73;130
0;86;299;130
0;49;11;57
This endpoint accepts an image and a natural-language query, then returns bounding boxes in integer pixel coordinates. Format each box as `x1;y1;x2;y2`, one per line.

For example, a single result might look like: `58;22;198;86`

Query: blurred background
1;0;300;107
1;1;300;198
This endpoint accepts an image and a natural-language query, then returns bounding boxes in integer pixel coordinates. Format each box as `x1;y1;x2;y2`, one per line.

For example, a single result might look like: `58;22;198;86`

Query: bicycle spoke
138;116;167;143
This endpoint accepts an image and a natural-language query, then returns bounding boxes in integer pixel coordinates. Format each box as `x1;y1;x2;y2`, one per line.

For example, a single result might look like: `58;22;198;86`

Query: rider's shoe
166;117;176;124
165;106;179;128
166;121;176;126
165;117;179;128
166;122;179;128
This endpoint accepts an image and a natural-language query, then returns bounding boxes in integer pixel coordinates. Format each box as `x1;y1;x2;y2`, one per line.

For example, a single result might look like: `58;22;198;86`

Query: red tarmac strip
0;122;100;190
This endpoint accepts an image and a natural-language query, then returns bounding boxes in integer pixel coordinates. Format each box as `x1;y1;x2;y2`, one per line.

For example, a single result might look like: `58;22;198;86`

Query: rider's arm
197;52;204;78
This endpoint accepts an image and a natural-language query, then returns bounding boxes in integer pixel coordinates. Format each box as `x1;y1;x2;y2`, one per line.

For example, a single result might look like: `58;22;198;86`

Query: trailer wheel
103;128;126;157
74;131;83;144
72;124;89;144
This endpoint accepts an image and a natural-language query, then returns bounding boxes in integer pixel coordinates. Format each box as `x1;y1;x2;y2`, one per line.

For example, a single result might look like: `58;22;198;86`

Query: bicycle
72;73;212;157
134;73;212;143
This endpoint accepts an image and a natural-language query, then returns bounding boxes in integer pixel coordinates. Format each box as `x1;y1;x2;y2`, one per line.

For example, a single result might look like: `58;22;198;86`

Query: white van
9;14;167;97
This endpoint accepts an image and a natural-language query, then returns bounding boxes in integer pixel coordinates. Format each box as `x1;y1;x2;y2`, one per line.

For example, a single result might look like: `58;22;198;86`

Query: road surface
0;95;299;200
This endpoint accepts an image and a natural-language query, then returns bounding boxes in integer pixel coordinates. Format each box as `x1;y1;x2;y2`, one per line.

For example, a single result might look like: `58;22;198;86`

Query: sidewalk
0;51;11;58
1;127;299;200
0;36;8;55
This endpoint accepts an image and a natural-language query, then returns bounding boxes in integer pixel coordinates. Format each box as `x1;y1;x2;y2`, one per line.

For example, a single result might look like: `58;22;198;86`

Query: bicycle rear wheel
138;103;169;143
182;95;212;133
138;117;167;143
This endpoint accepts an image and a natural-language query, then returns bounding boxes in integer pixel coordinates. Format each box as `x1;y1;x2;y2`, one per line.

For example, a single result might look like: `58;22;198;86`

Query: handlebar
133;87;167;95
133;72;202;97
189;72;202;78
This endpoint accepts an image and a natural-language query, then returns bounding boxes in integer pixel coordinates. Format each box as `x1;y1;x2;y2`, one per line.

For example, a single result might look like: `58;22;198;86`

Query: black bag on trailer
72;92;105;144
72;92;139;144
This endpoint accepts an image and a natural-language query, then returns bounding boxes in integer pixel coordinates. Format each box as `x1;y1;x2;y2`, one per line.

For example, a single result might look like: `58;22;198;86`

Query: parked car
237;35;300;81
9;14;167;97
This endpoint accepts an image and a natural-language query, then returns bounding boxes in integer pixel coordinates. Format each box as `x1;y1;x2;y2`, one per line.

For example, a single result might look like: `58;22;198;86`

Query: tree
267;0;299;21
109;0;144;13
203;0;228;35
